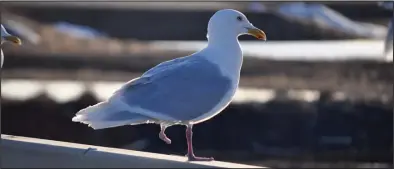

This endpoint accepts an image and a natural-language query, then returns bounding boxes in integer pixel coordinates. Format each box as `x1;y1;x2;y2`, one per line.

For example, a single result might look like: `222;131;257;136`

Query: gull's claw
187;154;215;161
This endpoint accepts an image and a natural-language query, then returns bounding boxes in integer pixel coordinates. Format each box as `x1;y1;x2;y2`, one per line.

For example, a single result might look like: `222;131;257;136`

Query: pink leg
159;125;171;144
185;125;214;161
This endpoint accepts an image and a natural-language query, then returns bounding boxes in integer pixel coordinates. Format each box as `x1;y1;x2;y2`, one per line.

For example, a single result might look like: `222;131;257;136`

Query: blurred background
1;1;393;168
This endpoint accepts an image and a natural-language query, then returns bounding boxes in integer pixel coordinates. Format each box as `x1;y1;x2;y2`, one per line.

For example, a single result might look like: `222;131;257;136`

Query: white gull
72;9;266;161
1;24;22;68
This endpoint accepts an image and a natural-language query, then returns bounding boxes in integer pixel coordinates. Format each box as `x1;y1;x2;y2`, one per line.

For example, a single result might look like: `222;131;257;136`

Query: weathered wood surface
1;134;264;168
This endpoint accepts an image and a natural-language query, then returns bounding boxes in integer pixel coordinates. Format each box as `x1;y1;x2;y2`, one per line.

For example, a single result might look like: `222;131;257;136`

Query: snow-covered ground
1;79;324;104
149;40;392;62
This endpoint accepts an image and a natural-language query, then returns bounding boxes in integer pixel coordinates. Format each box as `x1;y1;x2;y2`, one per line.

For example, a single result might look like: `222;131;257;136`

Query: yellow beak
4;35;22;45
247;28;266;41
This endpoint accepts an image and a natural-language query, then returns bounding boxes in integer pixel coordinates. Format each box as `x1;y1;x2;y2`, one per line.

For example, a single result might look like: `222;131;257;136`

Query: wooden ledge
1;134;266;168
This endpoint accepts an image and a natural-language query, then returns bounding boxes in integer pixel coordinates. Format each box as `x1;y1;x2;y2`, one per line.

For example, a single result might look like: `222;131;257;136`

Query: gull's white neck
199;35;243;80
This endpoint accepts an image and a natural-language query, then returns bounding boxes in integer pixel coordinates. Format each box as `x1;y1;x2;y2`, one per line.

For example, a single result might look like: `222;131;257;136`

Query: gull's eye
236;16;243;22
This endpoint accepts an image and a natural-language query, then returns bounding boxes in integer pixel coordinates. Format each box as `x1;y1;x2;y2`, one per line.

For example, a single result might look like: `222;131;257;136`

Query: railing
1;134;265;168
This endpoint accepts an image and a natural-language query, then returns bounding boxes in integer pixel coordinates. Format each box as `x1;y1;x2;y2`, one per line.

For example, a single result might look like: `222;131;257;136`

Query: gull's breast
189;50;242;124
190;82;237;124
189;61;240;124
1;49;3;68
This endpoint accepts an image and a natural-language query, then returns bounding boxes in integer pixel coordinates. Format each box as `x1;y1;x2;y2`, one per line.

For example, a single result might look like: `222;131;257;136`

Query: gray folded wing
117;58;233;122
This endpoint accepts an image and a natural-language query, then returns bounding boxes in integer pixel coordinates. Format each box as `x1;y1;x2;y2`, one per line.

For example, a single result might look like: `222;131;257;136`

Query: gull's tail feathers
72;101;153;130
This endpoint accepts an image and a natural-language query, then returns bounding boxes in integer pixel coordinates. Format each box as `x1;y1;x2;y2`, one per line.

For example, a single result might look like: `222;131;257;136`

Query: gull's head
207;9;266;40
1;24;22;46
